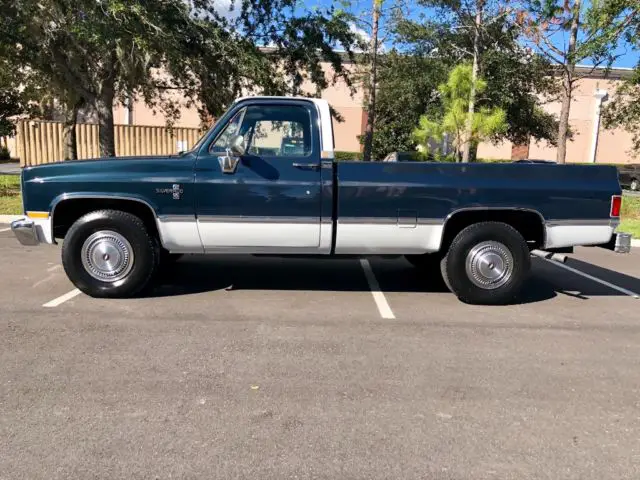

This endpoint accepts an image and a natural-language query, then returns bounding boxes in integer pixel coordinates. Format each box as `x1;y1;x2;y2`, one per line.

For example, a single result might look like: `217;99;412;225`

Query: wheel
440;222;531;305
61;210;159;298
631;178;639;191
405;253;443;270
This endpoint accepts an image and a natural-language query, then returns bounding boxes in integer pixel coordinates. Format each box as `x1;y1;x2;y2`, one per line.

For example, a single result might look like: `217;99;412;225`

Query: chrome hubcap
465;241;513;290
81;230;134;283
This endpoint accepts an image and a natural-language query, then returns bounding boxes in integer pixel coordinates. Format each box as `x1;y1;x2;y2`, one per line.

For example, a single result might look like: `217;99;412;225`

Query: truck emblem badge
172;184;183;200
155;184;184;200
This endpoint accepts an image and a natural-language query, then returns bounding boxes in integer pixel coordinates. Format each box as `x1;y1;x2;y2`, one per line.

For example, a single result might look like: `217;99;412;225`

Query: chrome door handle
292;163;320;170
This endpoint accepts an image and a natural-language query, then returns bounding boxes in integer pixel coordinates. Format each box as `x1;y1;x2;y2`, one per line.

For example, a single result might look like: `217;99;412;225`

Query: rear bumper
597;232;632;253
11;218;41;246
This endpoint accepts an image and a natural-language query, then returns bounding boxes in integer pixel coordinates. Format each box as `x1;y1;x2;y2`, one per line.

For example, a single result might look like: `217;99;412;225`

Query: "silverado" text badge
155;184;184;200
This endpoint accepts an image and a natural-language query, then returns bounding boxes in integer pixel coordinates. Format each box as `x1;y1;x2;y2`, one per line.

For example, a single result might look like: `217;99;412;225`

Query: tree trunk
556;74;573;164
556;0;581;164
362;0;382;162
95;85;116;157
62;100;82;161
461;0;484;163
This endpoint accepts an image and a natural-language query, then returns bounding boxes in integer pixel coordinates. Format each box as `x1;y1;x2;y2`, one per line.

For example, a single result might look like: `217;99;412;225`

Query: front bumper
11;218;41;246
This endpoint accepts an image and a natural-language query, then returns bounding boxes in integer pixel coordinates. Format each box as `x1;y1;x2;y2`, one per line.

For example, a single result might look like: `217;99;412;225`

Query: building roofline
258;46;635;78
572;64;635;79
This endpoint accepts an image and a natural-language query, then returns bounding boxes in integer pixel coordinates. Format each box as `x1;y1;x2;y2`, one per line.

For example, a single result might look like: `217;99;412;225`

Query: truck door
194;101;323;253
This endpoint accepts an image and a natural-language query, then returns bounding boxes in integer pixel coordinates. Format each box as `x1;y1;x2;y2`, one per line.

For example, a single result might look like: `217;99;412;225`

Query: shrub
334;151;362;161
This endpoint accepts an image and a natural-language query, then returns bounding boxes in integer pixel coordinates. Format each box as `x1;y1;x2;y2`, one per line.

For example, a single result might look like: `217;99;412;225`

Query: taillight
611;195;622;217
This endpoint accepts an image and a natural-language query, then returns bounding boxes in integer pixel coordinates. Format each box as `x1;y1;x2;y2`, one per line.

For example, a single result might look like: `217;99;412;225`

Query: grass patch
619;195;640;238
0;175;22;215
619;219;640;238
621;195;640;219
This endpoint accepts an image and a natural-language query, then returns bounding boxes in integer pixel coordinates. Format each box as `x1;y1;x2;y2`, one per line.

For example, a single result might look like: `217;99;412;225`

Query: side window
243;105;312;157
210;108;245;153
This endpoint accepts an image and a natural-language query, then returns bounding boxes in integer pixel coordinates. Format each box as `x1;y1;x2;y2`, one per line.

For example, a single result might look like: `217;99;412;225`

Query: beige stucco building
3;61;636;164
477;66;637;164
118;62;638;164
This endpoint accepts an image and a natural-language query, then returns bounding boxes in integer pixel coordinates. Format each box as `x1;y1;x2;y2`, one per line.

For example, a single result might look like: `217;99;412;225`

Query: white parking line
360;259;395;319
540;258;640;299
32;274;57;289
0;227;11;233
46;264;61;272
43;289;82;308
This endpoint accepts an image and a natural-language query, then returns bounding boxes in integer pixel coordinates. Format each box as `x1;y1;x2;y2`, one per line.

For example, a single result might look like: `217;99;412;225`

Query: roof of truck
235;96;330;108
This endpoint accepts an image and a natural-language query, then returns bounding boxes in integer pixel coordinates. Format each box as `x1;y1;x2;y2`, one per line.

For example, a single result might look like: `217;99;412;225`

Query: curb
0;215;22;224
632;239;640;248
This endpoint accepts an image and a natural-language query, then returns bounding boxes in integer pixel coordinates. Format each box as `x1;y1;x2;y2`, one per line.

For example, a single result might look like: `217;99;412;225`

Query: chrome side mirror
218;135;245;174
228;134;246;157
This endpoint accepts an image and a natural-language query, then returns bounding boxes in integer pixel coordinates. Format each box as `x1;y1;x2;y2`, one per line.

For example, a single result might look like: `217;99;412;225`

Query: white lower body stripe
336;223;444;254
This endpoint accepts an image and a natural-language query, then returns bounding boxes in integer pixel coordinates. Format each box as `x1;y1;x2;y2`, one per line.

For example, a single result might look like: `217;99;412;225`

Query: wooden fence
15;120;203;167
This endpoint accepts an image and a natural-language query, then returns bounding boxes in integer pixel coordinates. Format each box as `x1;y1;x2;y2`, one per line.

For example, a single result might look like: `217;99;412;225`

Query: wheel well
52;198;160;241
440;210;545;251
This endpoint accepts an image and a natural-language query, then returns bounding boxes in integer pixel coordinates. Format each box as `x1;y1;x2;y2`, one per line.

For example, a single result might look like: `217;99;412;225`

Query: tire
440;222;531;305
61;210;159;298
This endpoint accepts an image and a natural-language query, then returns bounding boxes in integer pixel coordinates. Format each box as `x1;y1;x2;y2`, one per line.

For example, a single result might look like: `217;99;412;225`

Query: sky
312;0;639;69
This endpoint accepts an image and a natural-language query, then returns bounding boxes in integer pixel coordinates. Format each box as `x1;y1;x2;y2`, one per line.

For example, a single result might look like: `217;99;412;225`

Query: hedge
334;151;362;161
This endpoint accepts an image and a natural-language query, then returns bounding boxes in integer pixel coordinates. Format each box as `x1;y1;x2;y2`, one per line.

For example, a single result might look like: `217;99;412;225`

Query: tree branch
538;33;566;59
48;50;97;102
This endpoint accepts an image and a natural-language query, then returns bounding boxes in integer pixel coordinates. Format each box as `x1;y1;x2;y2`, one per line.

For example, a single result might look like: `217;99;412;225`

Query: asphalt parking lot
1;225;640;480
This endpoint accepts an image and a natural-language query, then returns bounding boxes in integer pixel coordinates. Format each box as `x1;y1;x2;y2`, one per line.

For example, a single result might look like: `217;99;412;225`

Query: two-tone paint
19;97;622;255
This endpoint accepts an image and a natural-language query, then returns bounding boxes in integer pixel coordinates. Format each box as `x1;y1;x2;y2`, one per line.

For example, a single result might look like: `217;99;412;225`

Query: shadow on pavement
532;257;640;300
144;254;638;305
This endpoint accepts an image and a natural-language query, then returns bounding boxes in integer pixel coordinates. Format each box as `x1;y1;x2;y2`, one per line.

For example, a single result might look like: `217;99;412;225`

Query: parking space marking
43;289;82;308
32;273;58;289
46;265;61;272
360;259;395;319
0;227;11;233
541;258;640;299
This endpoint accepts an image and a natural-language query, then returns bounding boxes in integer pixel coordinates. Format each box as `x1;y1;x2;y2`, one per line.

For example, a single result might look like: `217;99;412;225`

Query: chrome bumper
613;232;632;253
11;218;41;246
597;231;632;254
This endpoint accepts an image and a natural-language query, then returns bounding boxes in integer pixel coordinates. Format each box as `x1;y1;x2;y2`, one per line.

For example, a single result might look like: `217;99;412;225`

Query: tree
599;1;640;156
0;56;33;138
0;24;88;159
518;0;639;163
404;0;528;162
369;8;557;160
1;0;356;157
603;68;640;156
413;64;507;161
0;88;21;138
362;0;383;162
369;51;449;159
